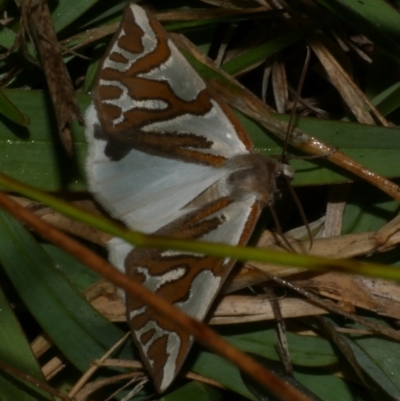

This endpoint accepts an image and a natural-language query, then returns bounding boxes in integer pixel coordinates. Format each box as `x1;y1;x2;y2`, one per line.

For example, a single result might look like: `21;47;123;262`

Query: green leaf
242;359;321;401
315;0;400;63
371;81;400;117
0;286;52;401
52;0;99;33
352;323;400;399
323;317;400;401
0;90;29;126
42;244;100;292
192;351;257;400
0;90;88;192
0;211;134;372
222;30;304;76
191;350;353;401
159;382;224;401
342;182;399;235
294;372;362;401
346;339;400;400
0;27;37;59
226;327;337;367
190;326;338;400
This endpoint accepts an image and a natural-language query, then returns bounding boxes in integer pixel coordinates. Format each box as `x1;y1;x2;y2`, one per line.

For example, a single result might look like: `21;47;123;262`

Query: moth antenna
263;286;293;375
282;174;313;250
281;46;311;159
280;47;313;250
269;203;296;252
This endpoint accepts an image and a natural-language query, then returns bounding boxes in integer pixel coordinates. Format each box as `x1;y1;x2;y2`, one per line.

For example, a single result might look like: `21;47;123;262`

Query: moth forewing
85;3;292;392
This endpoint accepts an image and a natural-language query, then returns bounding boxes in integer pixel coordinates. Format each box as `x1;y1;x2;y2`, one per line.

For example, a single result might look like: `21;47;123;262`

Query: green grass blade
221;30;303;76
0;90;88;192
315;0;400;62
52;0;99;33
42;244;100;291
192;347;355;401
342;182;399;235
324;317;400;400
159;382;224;401
0;286;52;401
352;331;400;399
192;351;257;400
0;27;37;59
0;211;134;372
226;327;337;367
0;90;29;126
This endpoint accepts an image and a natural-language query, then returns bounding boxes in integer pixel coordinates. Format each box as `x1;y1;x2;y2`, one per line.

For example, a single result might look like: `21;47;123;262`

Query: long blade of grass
0;286;52;401
0;211;134;372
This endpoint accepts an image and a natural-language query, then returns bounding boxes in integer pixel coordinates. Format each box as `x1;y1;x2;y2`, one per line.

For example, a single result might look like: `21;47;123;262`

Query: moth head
261;161;294;206
274;161;294;182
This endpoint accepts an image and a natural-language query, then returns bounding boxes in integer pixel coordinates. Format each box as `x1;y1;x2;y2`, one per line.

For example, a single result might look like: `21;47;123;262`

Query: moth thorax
221;153;278;204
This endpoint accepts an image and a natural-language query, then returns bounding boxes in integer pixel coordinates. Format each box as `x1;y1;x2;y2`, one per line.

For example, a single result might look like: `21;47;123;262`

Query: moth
85;3;293;393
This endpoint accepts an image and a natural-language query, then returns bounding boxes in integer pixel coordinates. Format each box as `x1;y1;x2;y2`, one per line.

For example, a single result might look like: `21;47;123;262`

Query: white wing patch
138;39;206;102
202;197;256;245
176;270;221;319
136;266;187;292
134;320;181;392
129;306;146;320
142;99;248;158
107;237;133;274
85;104;231;234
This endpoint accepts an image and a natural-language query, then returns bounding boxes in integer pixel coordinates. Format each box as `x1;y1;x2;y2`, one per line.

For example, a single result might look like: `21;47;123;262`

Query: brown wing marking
91;5;254;166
